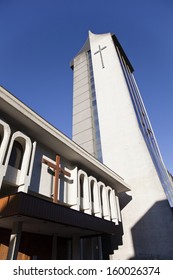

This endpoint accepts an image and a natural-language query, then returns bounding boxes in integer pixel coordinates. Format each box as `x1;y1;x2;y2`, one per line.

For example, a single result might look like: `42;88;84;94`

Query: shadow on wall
118;192;132;210
101;192;133;259
130;200;173;260
101;222;123;260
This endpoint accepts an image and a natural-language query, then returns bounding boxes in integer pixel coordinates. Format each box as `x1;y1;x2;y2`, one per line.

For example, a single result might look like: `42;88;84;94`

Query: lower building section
0;229;52;260
0;192;123;260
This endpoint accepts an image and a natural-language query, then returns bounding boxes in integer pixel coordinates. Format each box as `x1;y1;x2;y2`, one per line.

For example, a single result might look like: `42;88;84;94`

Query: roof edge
112;34;134;73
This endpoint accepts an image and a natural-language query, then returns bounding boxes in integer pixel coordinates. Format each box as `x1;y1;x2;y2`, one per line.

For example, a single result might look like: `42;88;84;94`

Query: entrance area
0;228;102;260
0;192;122;260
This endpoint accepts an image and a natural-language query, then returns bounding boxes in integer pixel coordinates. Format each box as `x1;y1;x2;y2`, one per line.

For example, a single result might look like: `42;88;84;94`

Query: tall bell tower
71;31;173;259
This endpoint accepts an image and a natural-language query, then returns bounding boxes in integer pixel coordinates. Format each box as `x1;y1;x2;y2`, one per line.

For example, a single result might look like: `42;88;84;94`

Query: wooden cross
94;45;107;68
42;155;71;203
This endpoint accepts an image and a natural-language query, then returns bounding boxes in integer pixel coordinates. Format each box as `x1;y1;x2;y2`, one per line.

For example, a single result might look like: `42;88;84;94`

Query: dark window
108;190;112;215
100;186;103;207
0;125;4;146
90;181;94;202
80;175;84;198
9;140;24;169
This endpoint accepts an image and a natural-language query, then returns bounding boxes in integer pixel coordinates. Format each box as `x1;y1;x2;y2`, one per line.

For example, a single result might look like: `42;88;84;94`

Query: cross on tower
42;155;71;203
94;45;107;68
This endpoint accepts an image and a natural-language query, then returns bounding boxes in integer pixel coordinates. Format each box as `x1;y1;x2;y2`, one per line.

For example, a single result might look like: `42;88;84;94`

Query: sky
0;0;173;173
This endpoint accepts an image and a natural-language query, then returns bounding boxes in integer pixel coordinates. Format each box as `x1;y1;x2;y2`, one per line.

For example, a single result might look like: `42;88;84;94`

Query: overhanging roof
0;192;122;237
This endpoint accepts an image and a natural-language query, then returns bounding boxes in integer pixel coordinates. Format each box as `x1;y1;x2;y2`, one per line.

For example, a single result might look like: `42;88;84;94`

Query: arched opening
0;121;11;167
0;125;4;147
90;180;94;203
80;174;84;198
100;185;104;216
1;132;32;193
89;177;100;217
78;171;90;213
9;140;24;170
107;189;112;218
99;183;110;220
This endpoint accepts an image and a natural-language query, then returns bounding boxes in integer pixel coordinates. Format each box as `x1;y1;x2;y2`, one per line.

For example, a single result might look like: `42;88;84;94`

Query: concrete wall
72;31;173;259
72;52;96;156
0;118;121;226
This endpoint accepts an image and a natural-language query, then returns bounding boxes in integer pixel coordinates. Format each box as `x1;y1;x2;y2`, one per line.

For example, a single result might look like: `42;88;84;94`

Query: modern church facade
0;86;129;260
71;31;173;259
0;31;173;260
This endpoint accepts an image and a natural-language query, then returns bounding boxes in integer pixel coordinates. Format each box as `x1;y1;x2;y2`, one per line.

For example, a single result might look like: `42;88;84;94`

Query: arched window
98;183;110;220
90;180;94;203
80;174;84;198
100;185;104;213
0;125;4;146
107;189;112;217
9;140;24;169
78;170;90;212
89;177;100;216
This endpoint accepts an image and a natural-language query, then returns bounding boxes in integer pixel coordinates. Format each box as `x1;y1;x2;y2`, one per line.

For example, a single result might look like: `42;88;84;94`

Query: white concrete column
7;221;22;260
0;120;11;189
98;182;110;220
78;170;90;213
89;176;101;217
72;236;81;260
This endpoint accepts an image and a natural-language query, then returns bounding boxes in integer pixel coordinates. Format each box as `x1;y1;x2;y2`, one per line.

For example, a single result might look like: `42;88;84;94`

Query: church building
0;30;173;260
0;85;130;260
71;31;173;259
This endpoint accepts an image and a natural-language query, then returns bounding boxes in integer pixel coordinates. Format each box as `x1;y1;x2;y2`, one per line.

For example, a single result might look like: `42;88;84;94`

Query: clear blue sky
0;0;173;173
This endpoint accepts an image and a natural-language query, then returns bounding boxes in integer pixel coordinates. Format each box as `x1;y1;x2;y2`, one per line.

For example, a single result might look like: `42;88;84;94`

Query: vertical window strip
131;73;164;160
117;47;145;134
87;51;103;162
126;66;167;179
117;47;173;206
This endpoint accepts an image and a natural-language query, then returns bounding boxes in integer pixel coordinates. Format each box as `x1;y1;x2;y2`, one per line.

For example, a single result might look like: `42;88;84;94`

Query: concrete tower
71;31;173;259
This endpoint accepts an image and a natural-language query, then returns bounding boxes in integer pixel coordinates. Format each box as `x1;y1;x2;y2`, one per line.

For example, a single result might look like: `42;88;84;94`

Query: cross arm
42;158;56;170
42;157;71;177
